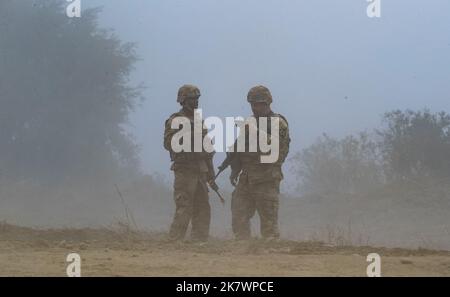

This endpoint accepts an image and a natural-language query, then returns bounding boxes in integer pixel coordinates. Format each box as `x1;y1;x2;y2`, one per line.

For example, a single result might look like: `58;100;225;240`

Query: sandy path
1;224;449;276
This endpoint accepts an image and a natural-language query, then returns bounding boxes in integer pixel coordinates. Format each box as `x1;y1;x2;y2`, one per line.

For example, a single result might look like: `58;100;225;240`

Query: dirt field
1;223;449;277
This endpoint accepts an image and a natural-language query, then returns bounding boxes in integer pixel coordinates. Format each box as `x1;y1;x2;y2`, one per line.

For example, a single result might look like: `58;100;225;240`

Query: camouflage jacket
164;109;215;177
233;112;290;185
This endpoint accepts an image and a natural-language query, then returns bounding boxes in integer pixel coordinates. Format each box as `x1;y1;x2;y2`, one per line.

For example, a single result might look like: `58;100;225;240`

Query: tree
291;133;383;196
0;0;143;185
378;109;450;180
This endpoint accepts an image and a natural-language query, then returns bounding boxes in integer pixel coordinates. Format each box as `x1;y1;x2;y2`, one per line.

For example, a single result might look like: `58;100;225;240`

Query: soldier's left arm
277;117;290;164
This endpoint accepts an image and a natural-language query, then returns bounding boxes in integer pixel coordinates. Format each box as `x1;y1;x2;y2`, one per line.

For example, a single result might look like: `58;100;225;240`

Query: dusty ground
0;223;449;277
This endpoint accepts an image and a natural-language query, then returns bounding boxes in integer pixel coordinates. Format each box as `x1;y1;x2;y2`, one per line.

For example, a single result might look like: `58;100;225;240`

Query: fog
1;0;449;250
84;0;450;175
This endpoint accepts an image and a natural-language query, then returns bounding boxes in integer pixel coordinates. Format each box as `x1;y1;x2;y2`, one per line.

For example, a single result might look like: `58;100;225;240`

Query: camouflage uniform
231;86;290;239
164;85;215;241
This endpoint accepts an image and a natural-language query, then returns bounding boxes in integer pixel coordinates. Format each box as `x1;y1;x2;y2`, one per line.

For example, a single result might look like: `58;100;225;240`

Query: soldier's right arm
228;139;242;186
163;115;178;153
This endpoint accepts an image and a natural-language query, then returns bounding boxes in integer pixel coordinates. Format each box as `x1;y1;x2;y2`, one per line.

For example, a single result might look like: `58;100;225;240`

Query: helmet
247;85;272;104
177;84;201;103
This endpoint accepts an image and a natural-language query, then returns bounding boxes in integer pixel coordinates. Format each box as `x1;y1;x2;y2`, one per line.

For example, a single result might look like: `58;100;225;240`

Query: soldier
230;85;290;240
163;84;218;242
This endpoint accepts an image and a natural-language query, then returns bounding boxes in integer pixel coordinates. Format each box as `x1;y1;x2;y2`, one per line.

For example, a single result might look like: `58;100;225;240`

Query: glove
230;170;239;187
208;179;219;192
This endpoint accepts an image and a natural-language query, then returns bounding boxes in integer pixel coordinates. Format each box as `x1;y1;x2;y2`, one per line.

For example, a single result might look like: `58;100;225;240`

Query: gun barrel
214;163;228;180
213;188;225;205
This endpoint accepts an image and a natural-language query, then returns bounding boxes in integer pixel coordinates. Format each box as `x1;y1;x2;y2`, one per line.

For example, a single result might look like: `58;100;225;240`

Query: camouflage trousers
169;167;210;241
231;174;280;240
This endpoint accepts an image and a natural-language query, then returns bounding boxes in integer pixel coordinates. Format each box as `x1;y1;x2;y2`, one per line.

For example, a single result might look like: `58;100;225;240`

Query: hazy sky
84;0;450;176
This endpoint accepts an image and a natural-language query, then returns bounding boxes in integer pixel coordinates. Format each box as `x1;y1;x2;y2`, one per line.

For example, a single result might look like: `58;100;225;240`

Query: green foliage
291;132;383;196
0;0;143;184
292;108;450;197
378;109;450;180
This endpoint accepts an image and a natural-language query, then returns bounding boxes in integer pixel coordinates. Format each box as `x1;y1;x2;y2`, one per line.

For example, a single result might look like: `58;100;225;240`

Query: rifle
215;151;242;188
206;156;225;205
214;152;235;180
208;182;225;205
215;119;245;182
